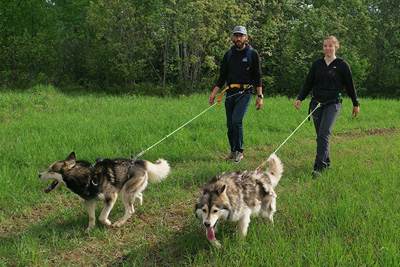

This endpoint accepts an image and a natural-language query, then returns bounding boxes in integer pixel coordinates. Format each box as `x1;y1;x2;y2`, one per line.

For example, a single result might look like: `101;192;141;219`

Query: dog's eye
202;209;207;213
213;210;218;213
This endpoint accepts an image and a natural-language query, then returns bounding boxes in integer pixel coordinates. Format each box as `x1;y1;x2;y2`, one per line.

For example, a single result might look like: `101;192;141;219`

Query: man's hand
209;94;216;105
255;97;263;110
209;86;220;105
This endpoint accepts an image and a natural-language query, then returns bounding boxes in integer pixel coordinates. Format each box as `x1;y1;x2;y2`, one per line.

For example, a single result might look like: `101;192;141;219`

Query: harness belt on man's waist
216;84;253;106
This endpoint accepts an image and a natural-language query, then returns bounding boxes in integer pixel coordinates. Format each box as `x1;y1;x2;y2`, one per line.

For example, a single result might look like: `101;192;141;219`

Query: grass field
1;85;399;266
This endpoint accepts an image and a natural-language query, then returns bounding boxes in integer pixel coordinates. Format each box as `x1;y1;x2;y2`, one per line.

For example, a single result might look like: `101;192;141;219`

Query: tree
365;0;400;97
0;0;399;97
0;0;59;87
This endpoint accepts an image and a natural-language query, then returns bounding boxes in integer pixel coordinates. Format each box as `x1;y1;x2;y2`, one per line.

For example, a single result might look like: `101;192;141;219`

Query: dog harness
90;166;98;186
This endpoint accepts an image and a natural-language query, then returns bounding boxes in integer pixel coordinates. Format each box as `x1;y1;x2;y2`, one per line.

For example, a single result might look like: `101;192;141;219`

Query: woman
294;36;360;176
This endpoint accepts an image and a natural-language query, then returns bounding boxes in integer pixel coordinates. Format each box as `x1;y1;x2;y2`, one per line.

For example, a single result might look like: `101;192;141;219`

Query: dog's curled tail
267;153;284;188
146;159;170;183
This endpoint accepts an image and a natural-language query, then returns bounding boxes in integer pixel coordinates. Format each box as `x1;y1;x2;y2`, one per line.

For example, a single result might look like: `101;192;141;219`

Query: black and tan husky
39;152;170;232
195;153;283;247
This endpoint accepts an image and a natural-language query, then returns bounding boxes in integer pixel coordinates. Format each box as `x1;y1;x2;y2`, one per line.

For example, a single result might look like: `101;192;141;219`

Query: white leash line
145;103;218;152
133;91;250;159
255;103;321;173
272;103;321;155
132;93;247;161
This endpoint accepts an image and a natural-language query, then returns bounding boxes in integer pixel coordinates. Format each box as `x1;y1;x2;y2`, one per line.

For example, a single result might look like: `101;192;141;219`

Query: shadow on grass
111;219;240;266
0;210;92;264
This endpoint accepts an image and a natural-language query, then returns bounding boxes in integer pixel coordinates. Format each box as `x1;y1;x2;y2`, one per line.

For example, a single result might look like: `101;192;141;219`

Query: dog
39;152;170;232
195;153;283;247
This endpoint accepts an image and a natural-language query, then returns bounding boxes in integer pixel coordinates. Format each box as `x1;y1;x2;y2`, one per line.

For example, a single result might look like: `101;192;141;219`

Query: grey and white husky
195;153;283;247
39;152;170;232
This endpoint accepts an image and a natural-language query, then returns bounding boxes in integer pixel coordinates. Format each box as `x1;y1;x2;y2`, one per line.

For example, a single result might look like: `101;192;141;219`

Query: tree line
1;0;399;98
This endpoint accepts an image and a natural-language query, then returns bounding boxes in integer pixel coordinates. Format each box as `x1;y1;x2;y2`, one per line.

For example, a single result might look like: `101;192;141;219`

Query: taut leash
254;103;321;173
132;102;218;159
131;87;251;161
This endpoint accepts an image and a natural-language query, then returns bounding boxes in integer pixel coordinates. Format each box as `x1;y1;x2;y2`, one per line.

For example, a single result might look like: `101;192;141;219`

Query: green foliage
0;0;399;97
364;0;400;97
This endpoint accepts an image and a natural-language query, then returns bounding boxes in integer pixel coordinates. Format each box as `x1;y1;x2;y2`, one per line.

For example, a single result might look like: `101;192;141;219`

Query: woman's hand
352;106;359;117
295;100;302;110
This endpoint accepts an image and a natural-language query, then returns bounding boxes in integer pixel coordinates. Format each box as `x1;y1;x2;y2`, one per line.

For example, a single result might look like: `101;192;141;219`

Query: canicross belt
216;84;253;106
308;93;343;121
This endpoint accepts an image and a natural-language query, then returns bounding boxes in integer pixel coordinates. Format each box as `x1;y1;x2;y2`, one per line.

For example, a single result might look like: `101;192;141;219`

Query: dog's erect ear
64;152;76;170
199;189;204;196
217;185;226;195
199;187;211;196
209;175;219;183
66;152;76;161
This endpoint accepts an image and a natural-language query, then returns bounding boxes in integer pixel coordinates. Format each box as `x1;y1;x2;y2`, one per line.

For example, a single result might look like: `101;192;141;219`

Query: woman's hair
324;36;339;47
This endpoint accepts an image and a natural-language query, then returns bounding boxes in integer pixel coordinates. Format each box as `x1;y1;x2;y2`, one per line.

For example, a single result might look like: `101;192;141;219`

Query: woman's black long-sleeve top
297;57;359;107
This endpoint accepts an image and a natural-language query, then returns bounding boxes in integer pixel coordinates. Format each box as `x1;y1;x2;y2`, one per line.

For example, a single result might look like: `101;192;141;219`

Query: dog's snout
38;174;41;178
204;221;211;228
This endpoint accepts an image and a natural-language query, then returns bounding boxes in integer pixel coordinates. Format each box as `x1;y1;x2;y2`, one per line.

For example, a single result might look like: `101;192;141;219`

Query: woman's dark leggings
310;100;342;171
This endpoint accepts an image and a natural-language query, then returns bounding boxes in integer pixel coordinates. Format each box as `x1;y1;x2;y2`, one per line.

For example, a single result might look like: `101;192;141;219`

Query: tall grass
1;85;399;266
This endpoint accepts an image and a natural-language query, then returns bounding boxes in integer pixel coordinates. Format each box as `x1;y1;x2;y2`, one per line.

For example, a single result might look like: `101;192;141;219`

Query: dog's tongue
206;227;215;241
44;181;58;193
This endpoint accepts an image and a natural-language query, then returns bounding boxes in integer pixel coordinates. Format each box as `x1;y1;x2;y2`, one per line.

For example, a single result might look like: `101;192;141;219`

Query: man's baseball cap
233;26;247;35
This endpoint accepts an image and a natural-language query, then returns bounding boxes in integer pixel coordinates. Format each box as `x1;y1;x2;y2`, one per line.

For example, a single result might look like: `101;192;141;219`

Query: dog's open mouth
45;180;58;193
206;221;218;241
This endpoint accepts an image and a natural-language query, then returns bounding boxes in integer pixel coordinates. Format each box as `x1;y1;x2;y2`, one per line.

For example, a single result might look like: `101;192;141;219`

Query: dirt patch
334;127;399;139
364;127;398;135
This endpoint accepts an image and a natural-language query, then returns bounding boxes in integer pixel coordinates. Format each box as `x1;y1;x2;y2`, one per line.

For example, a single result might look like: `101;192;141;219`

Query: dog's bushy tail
146;159;170;183
267;153;283;188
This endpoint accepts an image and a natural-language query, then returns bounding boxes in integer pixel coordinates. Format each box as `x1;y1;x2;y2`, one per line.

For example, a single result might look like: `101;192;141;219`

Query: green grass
1;85;399;266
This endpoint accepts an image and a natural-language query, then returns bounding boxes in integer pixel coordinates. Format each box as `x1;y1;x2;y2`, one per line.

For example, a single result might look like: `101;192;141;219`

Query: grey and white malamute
195;153;283;247
39;152;170;232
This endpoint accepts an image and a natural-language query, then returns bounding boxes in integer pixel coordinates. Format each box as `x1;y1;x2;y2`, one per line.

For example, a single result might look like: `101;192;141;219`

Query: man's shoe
234;152;243;163
311;170;322;178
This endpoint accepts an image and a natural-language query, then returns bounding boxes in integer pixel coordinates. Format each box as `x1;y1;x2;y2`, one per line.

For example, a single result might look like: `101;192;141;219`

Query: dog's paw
99;218;112;226
85;222;96;233
112;220;125;228
136;193;143;205
210;239;221;249
262;216;274;224
112;221;121;227
85;226;94;233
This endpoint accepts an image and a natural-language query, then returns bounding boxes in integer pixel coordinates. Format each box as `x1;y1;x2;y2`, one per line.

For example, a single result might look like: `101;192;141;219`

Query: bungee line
131;90;244;160
132;90;320;174
254;103;321;173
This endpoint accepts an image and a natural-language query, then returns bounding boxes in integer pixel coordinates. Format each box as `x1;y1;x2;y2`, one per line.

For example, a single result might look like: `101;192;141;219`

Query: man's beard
234;41;246;50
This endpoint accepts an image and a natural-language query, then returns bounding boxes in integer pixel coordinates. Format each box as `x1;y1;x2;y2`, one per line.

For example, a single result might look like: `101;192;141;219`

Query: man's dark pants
225;91;252;153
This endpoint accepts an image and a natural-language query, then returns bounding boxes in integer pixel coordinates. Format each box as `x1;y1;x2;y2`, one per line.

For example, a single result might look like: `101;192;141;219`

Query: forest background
1;0;399;98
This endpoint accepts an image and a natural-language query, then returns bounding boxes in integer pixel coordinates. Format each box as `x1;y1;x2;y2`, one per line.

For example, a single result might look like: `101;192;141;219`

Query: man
209;25;263;163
